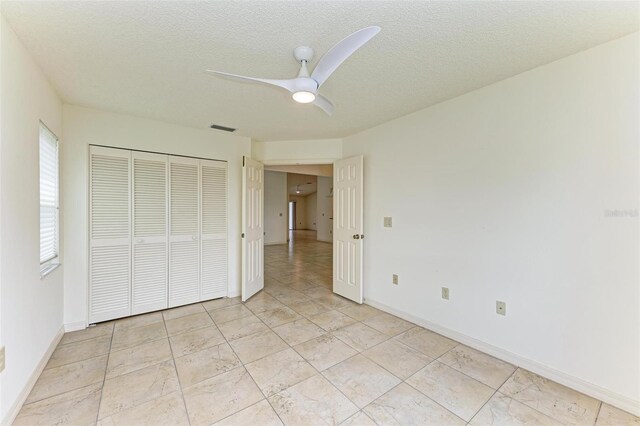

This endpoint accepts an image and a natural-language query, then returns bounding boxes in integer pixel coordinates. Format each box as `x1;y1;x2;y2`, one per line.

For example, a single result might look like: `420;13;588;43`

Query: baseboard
265;241;287;246
64;321;87;332
364;297;640;417
317;238;332;244
2;326;65;426
228;290;241;298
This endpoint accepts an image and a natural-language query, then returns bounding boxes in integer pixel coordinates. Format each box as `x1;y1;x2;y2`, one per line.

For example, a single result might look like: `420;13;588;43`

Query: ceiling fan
205;26;381;115
294;182;312;194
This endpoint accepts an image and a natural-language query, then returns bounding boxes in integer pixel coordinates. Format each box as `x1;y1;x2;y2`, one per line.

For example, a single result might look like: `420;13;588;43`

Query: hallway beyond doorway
267;230;333;290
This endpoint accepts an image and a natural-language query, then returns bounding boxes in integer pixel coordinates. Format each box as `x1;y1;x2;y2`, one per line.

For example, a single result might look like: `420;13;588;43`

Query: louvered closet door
169;156;200;307
132;152;168;314
200;160;228;300
89;146;131;323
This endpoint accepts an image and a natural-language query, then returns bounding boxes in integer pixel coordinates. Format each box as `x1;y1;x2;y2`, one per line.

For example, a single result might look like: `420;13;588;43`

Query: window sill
40;263;61;279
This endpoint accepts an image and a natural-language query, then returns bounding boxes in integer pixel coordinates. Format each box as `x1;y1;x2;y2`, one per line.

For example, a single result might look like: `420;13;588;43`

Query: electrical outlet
0;346;5;373
442;287;450;300
392;274;399;285
384;217;393;228
496;301;506;316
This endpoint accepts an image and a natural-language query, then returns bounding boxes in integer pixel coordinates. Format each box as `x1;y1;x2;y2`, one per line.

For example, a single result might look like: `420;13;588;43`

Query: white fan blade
311;26;380;87
313;94;334;115
205;70;297;92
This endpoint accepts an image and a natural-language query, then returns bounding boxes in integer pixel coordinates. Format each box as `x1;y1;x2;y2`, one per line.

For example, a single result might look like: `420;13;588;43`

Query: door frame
261;158;358;297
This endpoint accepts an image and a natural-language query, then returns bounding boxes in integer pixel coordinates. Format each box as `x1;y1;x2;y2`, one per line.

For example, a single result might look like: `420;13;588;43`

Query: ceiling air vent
209;123;236;132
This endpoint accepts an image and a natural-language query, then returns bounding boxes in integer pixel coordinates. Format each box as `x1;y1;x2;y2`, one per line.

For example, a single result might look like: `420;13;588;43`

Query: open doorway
263;165;334;291
244;157;363;304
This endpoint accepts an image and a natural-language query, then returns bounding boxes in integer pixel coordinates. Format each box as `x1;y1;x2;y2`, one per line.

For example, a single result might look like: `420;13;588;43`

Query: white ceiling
287;174;317;196
2;1;637;141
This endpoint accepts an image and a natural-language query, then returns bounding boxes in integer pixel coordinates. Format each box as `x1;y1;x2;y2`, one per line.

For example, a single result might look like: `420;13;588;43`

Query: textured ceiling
2;1;638;141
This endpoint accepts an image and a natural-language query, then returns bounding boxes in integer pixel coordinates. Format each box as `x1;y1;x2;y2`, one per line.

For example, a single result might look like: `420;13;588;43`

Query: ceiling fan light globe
292;91;316;103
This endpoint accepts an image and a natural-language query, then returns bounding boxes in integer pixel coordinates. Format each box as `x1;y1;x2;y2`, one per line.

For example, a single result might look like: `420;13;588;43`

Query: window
40;122;59;276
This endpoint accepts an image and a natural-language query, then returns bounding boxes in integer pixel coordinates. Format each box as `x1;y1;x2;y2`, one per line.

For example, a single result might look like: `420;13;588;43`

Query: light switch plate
392;274;399;285
496;301;506;316
442;287;450;300
0;346;5;373
384;217;392;227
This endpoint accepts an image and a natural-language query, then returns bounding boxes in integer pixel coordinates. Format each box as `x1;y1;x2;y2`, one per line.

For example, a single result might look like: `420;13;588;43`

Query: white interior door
169;156;200;307
242;156;264;302
89;146;132;323
131;151;168;314
200;159;228;300
333;155;364;303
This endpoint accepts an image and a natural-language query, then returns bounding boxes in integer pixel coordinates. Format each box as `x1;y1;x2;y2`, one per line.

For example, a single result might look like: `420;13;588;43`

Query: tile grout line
261;309;368;422
94;321;115;425
327;331;470;423
401;378;471;425
204;301;290;425
162;305;194;426
236;282;392;424
491;367;594;425
465;366;518;425
593;400;603;426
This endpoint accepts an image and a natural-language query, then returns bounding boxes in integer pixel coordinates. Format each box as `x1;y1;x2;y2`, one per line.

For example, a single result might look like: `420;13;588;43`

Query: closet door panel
89;146;131;323
200;160;228;300
169;156;200;307
132;152;168;314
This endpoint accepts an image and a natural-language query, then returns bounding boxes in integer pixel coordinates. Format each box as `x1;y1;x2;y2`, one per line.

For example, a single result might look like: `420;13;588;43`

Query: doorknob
353;234;360;240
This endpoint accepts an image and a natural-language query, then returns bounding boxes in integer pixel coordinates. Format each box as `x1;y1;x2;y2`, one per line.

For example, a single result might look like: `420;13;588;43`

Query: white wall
62;105;251;326
288;195;306;230
305;193;317;231
0;16;64;423
317;176;333;243
343;33;639;412
264;171;287;245
252;138;341;164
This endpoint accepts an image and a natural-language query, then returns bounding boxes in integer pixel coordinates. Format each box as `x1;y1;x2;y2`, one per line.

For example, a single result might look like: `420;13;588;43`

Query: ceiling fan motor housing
294;46;315;63
294;77;318;94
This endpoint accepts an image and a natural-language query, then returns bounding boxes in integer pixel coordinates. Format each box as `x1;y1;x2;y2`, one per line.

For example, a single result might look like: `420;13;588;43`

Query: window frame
39;121;61;278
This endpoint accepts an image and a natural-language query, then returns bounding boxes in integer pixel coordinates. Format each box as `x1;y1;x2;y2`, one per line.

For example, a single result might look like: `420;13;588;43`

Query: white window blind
40;123;59;265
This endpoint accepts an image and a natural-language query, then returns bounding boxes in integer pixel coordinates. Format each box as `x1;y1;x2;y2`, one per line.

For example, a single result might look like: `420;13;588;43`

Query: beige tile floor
14;230;640;425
